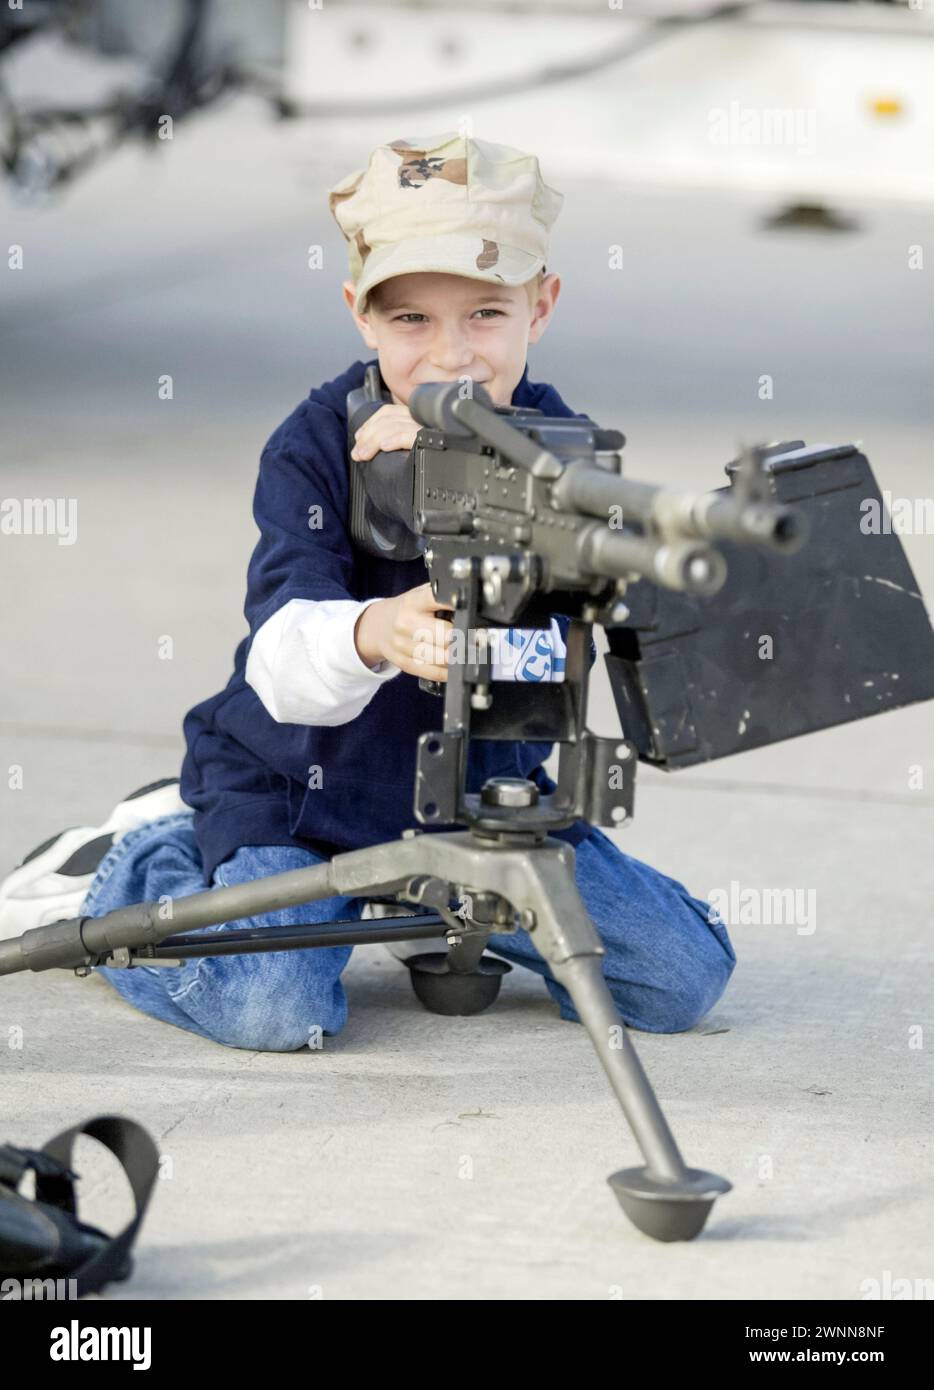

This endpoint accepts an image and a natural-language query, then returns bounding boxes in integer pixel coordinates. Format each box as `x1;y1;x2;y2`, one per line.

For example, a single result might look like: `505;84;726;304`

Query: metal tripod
0;561;732;1242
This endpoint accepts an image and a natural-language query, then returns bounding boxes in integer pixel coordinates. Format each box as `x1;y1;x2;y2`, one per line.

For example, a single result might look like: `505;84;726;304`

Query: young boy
0;132;736;1052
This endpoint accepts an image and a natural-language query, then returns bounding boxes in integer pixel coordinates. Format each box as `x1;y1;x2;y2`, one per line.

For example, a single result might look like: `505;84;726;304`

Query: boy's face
342;270;560;409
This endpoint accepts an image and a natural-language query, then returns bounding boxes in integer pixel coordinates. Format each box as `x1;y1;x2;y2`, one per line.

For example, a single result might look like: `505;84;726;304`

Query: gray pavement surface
1;90;933;1300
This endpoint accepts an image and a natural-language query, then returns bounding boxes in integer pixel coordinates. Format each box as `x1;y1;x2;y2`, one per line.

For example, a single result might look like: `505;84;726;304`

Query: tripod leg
512;848;732;1242
547;951;730;1240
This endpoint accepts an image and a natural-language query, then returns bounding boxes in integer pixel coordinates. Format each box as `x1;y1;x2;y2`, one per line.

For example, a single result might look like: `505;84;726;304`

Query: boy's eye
393;309;505;324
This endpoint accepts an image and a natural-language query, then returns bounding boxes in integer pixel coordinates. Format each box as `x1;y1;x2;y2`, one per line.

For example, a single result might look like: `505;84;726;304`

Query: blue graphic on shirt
499;624;566;682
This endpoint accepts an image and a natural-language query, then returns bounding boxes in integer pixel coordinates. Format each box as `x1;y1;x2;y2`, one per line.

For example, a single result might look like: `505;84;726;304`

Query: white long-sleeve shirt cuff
245;597;400;726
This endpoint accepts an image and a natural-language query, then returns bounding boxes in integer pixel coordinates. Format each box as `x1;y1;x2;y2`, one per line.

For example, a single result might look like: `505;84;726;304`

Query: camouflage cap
327;131;563;316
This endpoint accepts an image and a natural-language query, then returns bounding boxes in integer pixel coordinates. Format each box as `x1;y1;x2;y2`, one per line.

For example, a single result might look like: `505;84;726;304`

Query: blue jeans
81;811;736;1053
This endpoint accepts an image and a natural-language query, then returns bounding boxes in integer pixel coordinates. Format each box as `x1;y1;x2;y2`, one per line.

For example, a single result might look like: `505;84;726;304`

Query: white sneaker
0;778;188;941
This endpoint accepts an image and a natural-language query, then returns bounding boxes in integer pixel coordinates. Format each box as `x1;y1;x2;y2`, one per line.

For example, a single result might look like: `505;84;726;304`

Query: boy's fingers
411;662;448;682
352;405;418;450
421;664;449;687
410;624;452;666
351;433;414;461
352;408;420;461
388;640;448;681
416;584;453;614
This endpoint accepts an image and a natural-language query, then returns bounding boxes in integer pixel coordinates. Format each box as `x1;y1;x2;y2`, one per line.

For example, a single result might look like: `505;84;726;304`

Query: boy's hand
355;582;454;681
350;404;421;461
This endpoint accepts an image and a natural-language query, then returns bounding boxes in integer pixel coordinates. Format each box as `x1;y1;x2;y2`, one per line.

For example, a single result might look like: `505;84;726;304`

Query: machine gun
347;364;804;603
346;365;934;837
4;368;934;1244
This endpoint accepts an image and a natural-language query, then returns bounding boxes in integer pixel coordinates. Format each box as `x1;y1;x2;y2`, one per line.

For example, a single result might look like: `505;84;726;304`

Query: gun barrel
577;524;727;596
552;463;805;553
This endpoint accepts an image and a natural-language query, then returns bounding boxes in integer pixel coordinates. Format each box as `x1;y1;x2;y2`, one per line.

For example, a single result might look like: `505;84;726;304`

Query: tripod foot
608;1167;732;1242
404;952;511;1016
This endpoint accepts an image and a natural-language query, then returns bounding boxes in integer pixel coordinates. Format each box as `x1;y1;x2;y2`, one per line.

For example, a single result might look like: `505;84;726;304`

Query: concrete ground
1;79;933;1300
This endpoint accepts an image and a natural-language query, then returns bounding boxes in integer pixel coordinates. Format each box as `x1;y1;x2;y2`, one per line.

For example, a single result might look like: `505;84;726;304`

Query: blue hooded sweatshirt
180;356;596;880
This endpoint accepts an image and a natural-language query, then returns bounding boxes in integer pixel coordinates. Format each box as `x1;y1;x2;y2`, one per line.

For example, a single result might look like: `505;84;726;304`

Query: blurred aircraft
1;0;931;217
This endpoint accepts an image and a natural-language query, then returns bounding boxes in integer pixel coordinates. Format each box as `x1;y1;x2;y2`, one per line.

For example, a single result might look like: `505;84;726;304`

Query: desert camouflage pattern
327;131;564;314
